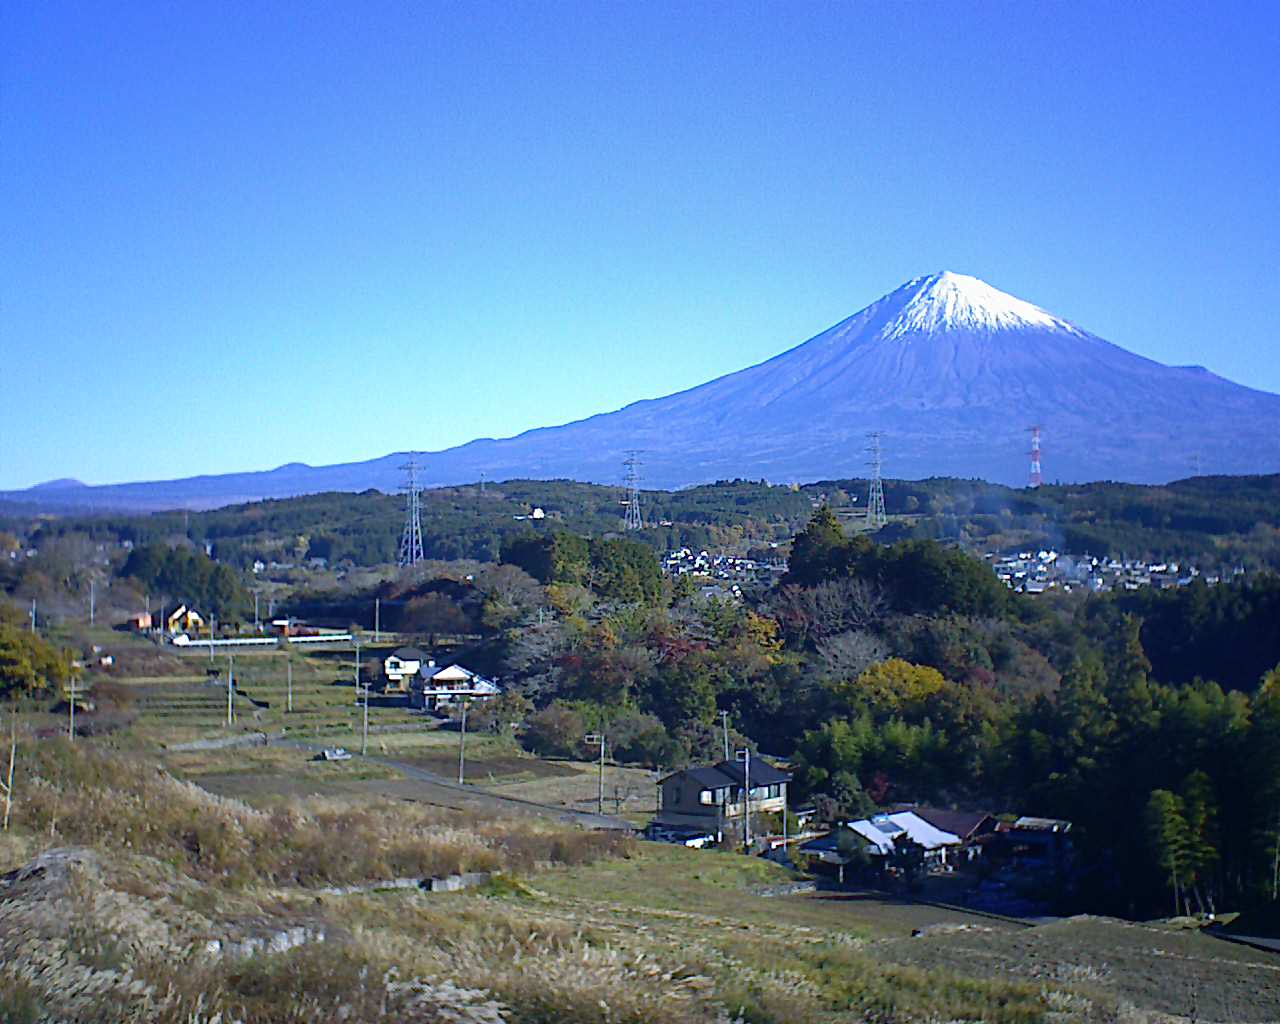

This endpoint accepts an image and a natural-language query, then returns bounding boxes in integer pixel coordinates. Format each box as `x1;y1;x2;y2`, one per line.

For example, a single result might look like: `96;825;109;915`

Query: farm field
99;654;662;823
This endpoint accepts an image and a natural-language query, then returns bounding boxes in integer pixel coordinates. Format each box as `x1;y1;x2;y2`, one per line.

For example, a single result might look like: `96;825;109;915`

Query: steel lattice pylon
622;451;644;531
865;432;887;530
398;454;425;568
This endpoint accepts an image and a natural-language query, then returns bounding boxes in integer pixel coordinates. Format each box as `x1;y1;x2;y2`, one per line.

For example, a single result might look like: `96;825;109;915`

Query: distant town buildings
661;548;786;588
984;549;1244;595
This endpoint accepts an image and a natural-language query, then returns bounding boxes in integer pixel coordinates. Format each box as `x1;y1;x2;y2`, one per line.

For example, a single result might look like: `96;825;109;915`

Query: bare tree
817;630;889;681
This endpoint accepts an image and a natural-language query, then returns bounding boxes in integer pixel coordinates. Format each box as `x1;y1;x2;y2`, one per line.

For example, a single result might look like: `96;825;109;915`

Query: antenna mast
622;451;644;531
1028;425;1043;488
865;432;887;529
398;454;425;568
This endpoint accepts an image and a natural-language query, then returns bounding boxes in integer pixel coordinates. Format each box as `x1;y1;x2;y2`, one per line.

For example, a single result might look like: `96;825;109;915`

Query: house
166;606;205;634
654;758;791;836
987;816;1073;867
409;662;500;710
125;612;153;631
383;647;427;691
803;811;964;871
891;806;997;848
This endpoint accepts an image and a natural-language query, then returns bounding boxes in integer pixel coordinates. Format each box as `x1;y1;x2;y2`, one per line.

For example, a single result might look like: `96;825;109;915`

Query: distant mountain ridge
6;271;1280;511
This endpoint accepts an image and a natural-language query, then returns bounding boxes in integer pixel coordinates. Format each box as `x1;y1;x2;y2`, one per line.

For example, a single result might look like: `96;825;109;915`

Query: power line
398;453;425;568
865;432;887;530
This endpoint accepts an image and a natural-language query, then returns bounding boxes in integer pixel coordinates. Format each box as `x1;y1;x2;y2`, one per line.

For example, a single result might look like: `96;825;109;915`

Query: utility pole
782;774;789;851
253;590;260;632
374;597;381;642
585;732;606;814
457;700;469;783
355;637;368;755
720;711;730;761
67;677;78;741
29;599;35;633
1;711;15;831
286;654;293;713
736;747;752;853
210;615;216;665
361;678;370;756
89;579;95;627
226;654;235;727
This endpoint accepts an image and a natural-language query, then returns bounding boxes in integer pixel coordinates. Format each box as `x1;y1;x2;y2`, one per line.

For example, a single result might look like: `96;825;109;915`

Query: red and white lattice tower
1027;425;1043;488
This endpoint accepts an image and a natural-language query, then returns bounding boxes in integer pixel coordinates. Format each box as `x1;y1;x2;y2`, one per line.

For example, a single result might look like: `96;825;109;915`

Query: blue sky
3;2;1278;489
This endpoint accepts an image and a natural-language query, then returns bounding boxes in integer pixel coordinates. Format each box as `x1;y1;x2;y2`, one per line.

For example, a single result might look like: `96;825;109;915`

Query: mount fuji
8;272;1280;510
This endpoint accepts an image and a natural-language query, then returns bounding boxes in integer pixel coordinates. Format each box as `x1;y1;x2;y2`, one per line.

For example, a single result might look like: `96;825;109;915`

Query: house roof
843;811;962;854
891;806;995;840
660;758;792;789
1012;816;1072;833
422;663;474;682
415;663;498;692
390;646;427;661
884;811;961;850
847;819;896;855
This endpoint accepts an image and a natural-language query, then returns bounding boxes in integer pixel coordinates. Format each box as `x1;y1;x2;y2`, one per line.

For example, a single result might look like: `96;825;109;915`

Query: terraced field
118;648;422;746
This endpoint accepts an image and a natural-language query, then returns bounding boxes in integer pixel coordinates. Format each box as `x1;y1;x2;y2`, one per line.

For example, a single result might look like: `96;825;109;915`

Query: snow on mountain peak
878;271;1083;340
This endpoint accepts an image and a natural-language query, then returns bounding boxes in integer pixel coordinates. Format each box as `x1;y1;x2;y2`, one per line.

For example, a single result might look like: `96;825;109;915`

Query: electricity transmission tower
865;432;887;529
398;454;425;568
1027;425;1043;488
621;451;644;531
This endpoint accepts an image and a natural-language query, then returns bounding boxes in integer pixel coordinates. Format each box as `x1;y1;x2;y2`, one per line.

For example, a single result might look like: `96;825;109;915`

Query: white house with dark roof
409;662;500;710
383;646;428;692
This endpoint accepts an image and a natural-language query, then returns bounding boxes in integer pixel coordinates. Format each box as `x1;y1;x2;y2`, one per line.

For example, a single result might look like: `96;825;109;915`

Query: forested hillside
4;473;1279;572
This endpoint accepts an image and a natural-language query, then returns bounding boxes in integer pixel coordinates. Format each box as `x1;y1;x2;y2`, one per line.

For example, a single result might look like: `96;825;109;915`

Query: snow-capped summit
877;271;1084;340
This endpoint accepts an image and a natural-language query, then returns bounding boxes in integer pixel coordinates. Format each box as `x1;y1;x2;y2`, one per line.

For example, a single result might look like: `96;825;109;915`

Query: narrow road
273;738;633;831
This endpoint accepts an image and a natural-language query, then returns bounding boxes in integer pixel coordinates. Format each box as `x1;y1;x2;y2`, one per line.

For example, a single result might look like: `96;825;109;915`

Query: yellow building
166;605;206;634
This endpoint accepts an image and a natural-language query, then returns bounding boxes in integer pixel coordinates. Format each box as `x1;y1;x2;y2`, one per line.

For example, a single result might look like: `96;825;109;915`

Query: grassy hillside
6;737;1276;1023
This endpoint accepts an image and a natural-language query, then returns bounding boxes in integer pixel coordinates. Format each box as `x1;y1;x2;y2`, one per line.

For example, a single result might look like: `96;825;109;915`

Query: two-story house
383;647;427;692
654;758;791;839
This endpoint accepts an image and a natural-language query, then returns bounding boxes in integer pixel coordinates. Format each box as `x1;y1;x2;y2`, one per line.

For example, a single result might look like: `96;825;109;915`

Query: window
700;789;713;805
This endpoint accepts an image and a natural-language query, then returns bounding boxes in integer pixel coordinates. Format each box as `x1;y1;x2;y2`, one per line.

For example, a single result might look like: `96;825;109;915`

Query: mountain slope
7;272;1280;509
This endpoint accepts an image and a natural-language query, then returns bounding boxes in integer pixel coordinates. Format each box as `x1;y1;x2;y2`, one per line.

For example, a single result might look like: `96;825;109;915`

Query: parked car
315;747;352;762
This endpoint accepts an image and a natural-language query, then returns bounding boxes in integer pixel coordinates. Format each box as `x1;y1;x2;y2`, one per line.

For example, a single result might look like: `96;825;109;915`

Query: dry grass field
7;637;1277;1022
4;733;1278;1023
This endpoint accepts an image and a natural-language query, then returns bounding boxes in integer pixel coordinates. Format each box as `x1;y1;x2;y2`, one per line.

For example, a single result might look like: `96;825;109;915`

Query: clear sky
2;2;1277;489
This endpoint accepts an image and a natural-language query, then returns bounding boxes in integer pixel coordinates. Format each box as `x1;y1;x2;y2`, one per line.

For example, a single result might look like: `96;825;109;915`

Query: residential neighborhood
985;548;1246;594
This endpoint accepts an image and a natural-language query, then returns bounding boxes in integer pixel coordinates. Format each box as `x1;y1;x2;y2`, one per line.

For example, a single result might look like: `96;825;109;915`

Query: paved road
274;738;633;831
1207;929;1280;955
